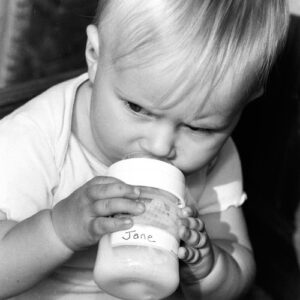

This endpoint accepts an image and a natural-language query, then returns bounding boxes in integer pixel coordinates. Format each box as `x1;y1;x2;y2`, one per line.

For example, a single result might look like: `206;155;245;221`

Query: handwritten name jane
121;229;156;243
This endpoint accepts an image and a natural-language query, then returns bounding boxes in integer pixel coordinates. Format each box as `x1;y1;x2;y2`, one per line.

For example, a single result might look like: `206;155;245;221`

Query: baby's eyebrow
187;109;233;130
115;87;132;99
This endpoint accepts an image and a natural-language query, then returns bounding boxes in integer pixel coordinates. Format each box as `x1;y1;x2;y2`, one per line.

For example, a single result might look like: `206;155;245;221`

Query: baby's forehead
114;60;251;120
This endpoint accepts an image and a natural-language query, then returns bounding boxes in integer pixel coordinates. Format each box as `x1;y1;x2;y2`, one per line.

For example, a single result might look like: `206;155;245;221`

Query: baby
0;0;289;299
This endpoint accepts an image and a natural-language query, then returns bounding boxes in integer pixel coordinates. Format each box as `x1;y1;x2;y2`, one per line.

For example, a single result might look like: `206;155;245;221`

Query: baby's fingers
93;198;145;217
87;179;141;200
89;216;133;238
179;225;208;248
180;205;198;218
178;246;201;264
180;217;205;232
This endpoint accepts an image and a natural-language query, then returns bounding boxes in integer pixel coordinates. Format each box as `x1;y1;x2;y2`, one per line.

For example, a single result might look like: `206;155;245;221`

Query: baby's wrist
44;209;75;254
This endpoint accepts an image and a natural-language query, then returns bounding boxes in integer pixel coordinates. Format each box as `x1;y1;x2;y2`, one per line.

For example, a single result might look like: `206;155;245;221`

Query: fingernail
179;218;188;227
183;248;190;260
182;208;190;217
123;218;132;226
134;187;141;197
179;225;187;237
137;203;145;213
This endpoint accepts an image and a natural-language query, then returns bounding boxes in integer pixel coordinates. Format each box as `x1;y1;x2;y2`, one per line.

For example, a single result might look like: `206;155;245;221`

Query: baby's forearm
181;241;255;300
0;209;73;298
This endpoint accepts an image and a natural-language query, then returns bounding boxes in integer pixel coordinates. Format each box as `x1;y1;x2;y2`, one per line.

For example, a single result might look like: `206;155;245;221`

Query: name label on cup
111;224;179;255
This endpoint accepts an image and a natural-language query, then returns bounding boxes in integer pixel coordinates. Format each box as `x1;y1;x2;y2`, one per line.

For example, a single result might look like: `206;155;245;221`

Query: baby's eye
185;124;214;134
124;100;151;116
127;102;143;113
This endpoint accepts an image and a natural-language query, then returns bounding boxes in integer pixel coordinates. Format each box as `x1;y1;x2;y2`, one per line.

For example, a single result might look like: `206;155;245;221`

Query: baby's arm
0;177;143;298
0;209;73;298
177;139;255;299
179;206;255;300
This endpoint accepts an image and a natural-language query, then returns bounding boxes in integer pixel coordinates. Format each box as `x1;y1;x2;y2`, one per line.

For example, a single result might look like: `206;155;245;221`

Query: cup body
93;158;185;300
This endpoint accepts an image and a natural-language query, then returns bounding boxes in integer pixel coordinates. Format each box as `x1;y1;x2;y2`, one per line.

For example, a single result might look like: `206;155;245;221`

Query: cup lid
106;157;186;207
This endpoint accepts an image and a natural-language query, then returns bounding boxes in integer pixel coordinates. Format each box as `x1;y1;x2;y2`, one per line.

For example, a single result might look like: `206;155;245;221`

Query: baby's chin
173;163;205;177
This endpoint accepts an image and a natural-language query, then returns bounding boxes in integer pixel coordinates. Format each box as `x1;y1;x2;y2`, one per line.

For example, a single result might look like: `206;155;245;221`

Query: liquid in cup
93;157;185;300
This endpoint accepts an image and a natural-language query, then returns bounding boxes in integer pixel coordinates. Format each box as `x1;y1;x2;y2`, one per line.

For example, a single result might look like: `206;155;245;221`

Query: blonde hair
94;0;289;101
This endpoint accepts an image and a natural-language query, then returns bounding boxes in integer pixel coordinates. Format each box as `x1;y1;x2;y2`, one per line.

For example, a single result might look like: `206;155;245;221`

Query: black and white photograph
0;1;299;299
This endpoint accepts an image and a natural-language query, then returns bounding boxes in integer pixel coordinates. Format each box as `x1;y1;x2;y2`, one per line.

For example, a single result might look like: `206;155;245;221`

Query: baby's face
88;59;248;174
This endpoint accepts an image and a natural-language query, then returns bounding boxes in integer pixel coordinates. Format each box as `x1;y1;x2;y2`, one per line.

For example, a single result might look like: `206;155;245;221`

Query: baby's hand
178;206;214;283
51;176;144;251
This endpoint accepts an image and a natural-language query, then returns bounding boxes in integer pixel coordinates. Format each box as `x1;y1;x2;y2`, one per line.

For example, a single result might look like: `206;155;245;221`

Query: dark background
233;15;300;300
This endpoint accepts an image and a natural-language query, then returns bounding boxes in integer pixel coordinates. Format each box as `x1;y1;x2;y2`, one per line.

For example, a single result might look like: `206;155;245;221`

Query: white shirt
0;73;246;299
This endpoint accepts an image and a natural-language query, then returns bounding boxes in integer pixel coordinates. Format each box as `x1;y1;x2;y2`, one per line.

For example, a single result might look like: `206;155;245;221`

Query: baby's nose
140;121;176;160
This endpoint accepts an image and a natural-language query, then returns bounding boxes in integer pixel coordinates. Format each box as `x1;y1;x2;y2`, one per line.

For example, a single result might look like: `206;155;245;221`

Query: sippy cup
93;157;185;300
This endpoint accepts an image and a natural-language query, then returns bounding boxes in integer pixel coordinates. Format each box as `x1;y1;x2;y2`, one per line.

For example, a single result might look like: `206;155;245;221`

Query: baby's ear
85;25;100;83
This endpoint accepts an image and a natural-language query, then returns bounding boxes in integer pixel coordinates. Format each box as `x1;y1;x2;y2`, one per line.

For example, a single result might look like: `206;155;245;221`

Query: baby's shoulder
185;137;244;212
3;75;86;141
